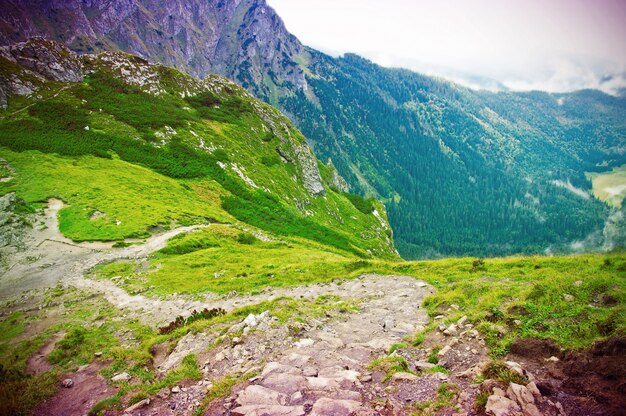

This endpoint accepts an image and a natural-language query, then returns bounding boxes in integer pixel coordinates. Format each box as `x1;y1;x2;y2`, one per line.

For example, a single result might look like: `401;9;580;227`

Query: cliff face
0;0;306;100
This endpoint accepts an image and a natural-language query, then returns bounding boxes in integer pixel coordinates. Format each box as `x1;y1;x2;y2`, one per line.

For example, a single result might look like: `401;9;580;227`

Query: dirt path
0;199;208;306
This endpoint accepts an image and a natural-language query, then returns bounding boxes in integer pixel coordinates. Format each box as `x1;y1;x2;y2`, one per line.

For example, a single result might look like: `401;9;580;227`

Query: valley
0;2;624;416
587;164;626;208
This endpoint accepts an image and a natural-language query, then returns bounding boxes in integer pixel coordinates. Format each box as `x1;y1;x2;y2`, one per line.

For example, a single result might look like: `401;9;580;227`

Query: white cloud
267;0;626;95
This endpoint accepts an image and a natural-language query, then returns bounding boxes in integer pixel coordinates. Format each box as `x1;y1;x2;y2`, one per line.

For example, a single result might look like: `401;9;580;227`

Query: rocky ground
1;198;623;416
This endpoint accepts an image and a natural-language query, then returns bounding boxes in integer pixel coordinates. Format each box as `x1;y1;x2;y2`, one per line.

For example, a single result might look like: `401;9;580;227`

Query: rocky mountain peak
0;0;306;101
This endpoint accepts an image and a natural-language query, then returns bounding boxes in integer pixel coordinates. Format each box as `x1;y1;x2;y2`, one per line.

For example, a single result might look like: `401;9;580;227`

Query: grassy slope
587;163;626;208
0;47;396;258
0;42;624;415
95;226;626;355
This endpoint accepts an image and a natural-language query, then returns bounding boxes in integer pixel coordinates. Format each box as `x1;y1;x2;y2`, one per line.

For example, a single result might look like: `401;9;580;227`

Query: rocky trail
1;199;600;416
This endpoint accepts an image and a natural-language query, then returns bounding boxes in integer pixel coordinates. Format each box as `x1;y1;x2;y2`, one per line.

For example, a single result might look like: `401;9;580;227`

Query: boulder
310;398;362;416
111;372;131;382
237;385;288;406
391;372;420;381
231;405;305;416
485;394;521;416
507;383;534;406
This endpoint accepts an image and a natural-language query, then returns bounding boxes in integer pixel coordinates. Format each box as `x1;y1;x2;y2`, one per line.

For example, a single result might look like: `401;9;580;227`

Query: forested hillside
281;52;625;257
1;0;625;258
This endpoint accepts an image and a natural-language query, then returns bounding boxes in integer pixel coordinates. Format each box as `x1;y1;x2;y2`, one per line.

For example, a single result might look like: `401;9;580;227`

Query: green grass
0;149;231;241
93;225;378;296
587;163;626;208
368;356;413;382
0;61;397;256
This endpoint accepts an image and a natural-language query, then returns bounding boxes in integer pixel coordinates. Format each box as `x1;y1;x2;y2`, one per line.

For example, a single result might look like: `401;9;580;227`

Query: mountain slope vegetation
0;38;396;259
3;0;624;258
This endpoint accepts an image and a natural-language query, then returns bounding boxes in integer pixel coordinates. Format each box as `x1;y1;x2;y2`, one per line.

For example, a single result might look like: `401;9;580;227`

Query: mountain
0;38;397;262
2;0;625;258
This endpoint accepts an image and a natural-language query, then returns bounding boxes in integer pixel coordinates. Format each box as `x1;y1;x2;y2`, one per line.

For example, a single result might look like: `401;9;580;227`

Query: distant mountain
2;0;625;257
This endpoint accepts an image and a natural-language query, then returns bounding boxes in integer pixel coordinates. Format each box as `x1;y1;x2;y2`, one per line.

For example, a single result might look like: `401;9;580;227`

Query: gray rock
310;398;362;416
237;385;288;406
506;383;535;406
159;332;211;372
443;324;458;336
124;398;150;412
391;372;420;381
111;372;131;382
61;378;73;388
231;405;306;416
485;394;521;416
262;373;307;395
563;294;574;302
415;361;436;370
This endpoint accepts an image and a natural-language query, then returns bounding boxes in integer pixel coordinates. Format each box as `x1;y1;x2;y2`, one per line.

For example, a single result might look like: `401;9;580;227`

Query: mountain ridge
1;0;625;257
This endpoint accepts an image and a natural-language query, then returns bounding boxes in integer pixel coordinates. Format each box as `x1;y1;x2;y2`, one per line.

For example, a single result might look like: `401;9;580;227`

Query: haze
267;0;626;95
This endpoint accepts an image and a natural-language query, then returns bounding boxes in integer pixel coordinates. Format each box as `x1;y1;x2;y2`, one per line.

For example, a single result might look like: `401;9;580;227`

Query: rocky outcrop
0;0;305;100
0;38;82;107
294;145;325;196
481;361;567;416
327;159;349;192
0;38;83;82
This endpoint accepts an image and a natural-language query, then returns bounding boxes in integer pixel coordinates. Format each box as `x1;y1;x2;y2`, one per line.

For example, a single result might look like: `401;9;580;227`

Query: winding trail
3;200;447;416
0;199;208;316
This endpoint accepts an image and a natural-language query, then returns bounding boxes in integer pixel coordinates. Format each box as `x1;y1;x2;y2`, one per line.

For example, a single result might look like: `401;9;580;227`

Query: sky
266;0;626;95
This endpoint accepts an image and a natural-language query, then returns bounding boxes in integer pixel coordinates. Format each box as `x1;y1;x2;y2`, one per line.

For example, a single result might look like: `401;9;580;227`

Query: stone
94;351;103;357
438;323;447;332
159;332;212;372
521;402;542;416
294;338;314;348
526;382;541;399
243;314;258;328
237;385;288;406
290;391;303;403
545;356;560;363
485;394;522;416
443;324;458;336
261;362;300;377
507;383;535;406
171;386;181;393
231;405;306;416
457;316;468;325
310;398;362;416
61;378;73;388
329;390;362;401
358;374;372;382
572;280;583;287
262;373;307;395
318;366;359;381
302;367;318;377
391;372;420;381
563;294;574;302
124;399;150;412
438;345;451;357
415;361;436;370
111;372;131;382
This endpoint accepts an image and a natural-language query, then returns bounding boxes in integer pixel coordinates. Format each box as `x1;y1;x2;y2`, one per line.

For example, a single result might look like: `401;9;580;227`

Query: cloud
268;0;626;95
500;59;626;96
